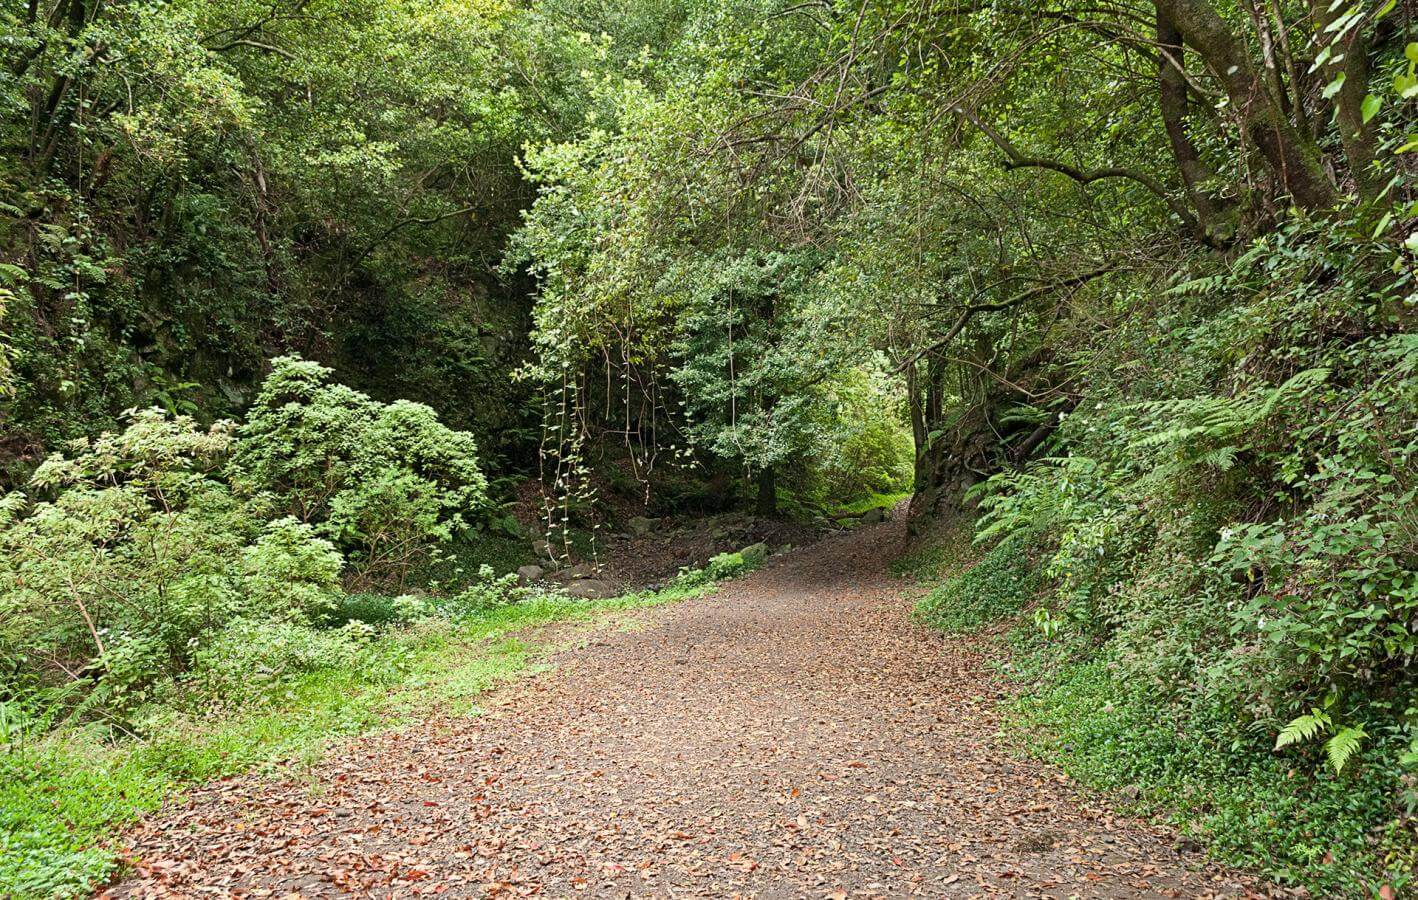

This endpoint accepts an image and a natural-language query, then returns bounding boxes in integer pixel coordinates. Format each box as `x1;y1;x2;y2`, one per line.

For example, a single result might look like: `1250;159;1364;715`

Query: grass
832;490;913;517
0;567;749;898
1002;645;1411;896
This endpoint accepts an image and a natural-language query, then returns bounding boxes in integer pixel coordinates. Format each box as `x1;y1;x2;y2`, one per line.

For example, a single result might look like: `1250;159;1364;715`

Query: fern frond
1195;446;1239;471
1275;710;1330;750
1324;726;1366;774
1255;368;1330;422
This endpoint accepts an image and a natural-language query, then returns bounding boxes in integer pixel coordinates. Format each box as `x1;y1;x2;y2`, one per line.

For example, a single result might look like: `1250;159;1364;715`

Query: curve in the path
106;518;1269;899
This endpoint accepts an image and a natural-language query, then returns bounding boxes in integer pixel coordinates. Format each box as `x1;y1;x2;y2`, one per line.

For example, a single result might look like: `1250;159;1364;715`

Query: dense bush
1;410;270;712
0;359;491;725
968;216;1418;890
234;356;490;588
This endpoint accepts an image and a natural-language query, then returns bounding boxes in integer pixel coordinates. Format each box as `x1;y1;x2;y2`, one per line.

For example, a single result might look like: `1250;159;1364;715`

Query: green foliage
965;212;1418;893
670;545;768;590
0;360;491;733
1;410;258;710
241;518;345;621
0;0;574;471
1005;652;1412;895
234;356;490;587
914;536;1042;633
811;367;914;503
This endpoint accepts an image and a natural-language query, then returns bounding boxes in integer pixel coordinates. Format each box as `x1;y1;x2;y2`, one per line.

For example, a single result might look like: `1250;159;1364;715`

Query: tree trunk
1310;0;1380;200
1153;0;1337;211
755;465;776;517
1157;10;1236;245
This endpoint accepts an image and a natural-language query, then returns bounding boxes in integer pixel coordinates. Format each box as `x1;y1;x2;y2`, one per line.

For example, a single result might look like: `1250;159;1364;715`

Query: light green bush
233;357;490;587
671;546;765;590
241;518;344;622
0;410;257;709
0;361;492;722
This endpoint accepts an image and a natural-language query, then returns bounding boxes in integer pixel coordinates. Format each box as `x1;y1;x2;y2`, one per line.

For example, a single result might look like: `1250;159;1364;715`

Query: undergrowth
1003;642;1408;894
904;518;1414;897
833;490;913;518
913;535;1041;633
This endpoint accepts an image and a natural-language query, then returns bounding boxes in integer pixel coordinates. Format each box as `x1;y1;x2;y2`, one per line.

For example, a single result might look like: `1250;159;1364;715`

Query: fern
1128;368;1330;480
1324;727;1366;774
1164;274;1226;296
1275;709;1330;750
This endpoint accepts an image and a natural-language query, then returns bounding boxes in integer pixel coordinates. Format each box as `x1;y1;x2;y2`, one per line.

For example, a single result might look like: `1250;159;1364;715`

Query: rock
1013;829;1063;853
740;542;769;567
516;564;545;585
860;506;887;525
560;562;594;580
531;538;553;560
563;578;622;600
627;515;655;537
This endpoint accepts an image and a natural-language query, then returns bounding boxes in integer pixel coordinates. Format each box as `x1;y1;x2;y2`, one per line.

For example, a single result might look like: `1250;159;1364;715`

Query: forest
0;0;1415;896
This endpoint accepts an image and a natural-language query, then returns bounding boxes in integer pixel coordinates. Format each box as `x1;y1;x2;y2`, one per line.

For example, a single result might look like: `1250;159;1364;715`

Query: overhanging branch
952;105;1207;242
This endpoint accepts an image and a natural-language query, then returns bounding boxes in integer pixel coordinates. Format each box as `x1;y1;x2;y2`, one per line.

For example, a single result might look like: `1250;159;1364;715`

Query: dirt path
107;519;1268;898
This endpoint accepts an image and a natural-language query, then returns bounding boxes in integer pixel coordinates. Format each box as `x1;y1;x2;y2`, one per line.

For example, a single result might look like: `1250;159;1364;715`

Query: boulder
516;564;545;585
740;542;769;567
560;562;595;581
563;578;622;600
627;515;655;537
860;506;887;525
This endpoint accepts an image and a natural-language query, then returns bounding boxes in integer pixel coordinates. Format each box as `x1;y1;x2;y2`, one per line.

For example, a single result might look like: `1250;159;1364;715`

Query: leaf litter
104;518;1281;899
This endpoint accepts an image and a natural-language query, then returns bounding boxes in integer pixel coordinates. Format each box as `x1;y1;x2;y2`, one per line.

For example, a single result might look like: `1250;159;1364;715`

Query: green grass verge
890;516;975;581
1003;643;1412;896
912;535;1040;633
0;568;747;898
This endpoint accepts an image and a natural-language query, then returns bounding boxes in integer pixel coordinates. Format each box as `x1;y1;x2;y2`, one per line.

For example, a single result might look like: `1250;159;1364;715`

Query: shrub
0;402;383;720
241;518;344;622
0;410;256;708
968;218;1418;892
435;566;526;618
187;619;373;707
672;546;766;590
233;357;491;588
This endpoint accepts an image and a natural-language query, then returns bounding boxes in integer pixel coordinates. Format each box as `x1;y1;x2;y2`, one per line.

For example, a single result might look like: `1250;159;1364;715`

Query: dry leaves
105;519;1277;899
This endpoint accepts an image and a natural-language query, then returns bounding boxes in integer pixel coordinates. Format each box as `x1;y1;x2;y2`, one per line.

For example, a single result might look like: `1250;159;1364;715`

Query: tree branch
897;262;1119;374
952;104;1207;240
